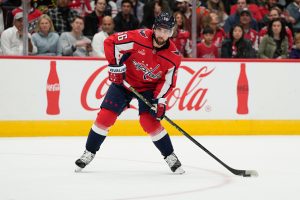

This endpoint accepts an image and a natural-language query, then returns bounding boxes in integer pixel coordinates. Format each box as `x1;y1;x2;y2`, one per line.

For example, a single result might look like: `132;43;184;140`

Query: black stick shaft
123;81;248;176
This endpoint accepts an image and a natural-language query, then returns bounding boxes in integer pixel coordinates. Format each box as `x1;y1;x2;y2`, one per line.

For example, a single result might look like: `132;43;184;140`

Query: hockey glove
108;64;126;85
150;98;166;121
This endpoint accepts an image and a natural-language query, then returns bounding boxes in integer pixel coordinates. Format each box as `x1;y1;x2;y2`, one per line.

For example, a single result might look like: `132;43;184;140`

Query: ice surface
0;136;299;200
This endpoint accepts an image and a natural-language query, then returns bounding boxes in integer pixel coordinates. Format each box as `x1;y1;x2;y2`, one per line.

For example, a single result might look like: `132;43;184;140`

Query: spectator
223;0;259;33
258;18;289;58
57;15;92;56
46;0;79;35
229;0;263;23
173;10;186;30
0;0;16;30
131;0;144;23
107;0;118;18
175;0;209;36
140;0;170;29
170;11;192;57
221;24;256;58
239;8;258;50
91;15;115;57
116;0;144;23
286;0;300;33
31;14;59;55
206;0;228;27
290;32;300;58
34;0;56;13
197;26;219;58
68;0;92;16
113;0;139;32
1;12;37;55
83;0;111;40
0;4;3;35
201;12;226;49
258;0;280;21
259;7;294;51
12;0;43;33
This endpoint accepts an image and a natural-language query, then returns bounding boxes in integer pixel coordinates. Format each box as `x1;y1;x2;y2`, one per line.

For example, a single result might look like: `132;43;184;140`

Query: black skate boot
164;153;185;174
75;150;95;172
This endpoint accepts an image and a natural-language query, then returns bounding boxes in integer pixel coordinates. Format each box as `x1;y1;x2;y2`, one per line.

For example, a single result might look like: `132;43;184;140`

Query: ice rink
1;135;299;200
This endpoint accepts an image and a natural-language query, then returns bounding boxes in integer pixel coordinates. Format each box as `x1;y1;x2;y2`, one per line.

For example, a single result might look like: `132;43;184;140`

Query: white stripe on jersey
156;66;175;98
92;123;108;136
114;42;134;64
151;129;167;142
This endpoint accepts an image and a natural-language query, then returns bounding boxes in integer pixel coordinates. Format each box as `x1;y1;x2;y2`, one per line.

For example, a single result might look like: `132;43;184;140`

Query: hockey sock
139;113;174;157
86;108;118;154
153;133;174;158
85;128;106;154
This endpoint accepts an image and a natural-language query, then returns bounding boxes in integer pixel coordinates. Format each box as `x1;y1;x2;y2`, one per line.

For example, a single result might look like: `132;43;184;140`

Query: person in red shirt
170;11;192;57
201;12;226;50
230;0;263;22
239;8;258;50
12;0;43;33
197;26;219;58
68;0;92;16
75;12;185;174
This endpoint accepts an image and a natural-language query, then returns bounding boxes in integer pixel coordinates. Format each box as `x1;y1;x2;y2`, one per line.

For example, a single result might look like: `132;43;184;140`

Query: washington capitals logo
139;29;148;38
132;60;162;80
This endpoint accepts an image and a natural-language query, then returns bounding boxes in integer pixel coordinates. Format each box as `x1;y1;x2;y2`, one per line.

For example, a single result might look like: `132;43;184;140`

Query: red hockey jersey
104;29;181;99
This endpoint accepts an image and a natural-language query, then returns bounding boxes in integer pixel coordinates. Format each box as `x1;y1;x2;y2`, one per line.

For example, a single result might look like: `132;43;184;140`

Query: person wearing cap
74;12;185;175
229;0;262;23
1;12;37;55
224;6;259;33
12;0;43;34
239;8;259;50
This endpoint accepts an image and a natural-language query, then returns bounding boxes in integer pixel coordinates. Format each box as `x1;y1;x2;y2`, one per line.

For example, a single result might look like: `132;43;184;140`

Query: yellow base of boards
1;120;300;137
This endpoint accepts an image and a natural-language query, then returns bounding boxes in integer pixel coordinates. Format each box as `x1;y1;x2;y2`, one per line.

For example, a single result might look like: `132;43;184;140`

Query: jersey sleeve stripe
157;66;176;98
114;42;134;65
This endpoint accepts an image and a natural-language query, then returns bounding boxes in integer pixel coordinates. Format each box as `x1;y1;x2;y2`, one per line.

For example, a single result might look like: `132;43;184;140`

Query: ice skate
75;150;95;172
164;153;185;174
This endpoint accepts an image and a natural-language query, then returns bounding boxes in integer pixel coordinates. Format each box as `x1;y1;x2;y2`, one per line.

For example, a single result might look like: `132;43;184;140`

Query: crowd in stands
0;0;300;58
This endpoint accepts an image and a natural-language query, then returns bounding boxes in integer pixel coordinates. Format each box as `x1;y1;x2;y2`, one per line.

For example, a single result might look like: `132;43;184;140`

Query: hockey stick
123;81;258;177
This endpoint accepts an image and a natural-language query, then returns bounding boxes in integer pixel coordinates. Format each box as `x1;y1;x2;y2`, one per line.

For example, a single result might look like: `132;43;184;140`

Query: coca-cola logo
47;83;60;91
81;65;215;111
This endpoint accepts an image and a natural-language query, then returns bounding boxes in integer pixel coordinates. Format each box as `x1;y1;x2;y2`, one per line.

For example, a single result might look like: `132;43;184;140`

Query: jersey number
117;32;128;41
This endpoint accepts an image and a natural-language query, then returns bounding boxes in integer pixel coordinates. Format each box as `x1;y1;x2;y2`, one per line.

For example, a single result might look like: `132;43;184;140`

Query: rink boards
1;57;300;136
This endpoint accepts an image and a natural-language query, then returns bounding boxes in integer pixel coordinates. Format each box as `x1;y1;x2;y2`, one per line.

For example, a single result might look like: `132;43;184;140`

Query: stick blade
243;170;259;177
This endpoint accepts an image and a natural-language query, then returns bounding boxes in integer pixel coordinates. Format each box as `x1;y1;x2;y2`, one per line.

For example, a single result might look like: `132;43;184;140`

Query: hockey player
75;12;185;174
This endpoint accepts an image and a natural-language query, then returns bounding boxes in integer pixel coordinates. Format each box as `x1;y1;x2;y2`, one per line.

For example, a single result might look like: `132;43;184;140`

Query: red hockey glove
150;98;166;121
108;64;126;85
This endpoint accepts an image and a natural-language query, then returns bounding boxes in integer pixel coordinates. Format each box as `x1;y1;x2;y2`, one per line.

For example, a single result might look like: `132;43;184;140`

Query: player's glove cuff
108;64;126;85
150;98;166;121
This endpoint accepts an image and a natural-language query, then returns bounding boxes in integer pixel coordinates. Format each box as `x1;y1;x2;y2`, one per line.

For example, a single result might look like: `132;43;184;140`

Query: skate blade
174;167;185;174
75;166;83;173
